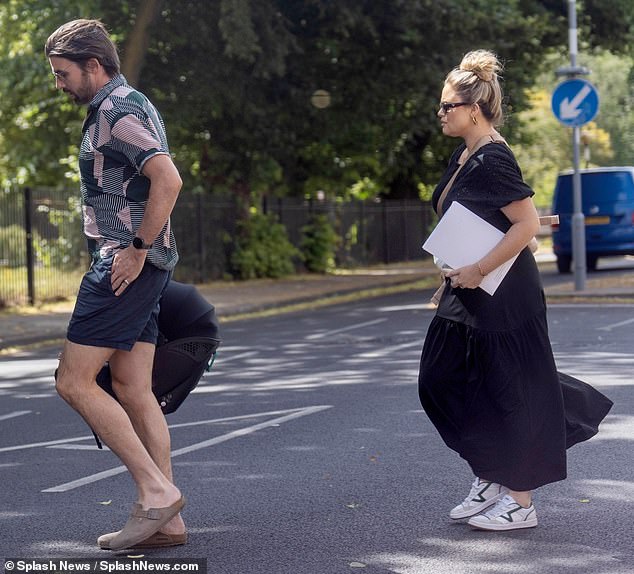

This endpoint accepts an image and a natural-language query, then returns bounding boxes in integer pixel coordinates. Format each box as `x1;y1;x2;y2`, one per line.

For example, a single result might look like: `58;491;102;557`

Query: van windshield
555;171;634;212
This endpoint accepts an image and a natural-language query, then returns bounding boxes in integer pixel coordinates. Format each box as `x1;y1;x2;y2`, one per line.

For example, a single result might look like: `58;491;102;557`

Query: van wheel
556;255;572;273
586;255;598;272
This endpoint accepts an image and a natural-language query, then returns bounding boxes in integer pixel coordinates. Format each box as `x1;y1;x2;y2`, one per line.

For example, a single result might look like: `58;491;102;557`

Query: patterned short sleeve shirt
79;74;178;270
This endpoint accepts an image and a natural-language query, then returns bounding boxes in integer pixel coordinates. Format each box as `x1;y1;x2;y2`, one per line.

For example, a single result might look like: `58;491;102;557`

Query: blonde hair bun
459;50;502;82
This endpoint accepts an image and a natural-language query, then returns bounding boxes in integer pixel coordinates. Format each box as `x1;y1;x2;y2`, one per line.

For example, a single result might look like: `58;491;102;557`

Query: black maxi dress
418;142;613;492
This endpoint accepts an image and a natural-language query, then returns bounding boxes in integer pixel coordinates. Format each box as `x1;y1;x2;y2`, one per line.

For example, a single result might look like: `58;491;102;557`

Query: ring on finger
123;279;129;285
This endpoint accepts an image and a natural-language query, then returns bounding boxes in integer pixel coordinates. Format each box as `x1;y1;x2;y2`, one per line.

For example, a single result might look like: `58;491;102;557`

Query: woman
418;50;612;531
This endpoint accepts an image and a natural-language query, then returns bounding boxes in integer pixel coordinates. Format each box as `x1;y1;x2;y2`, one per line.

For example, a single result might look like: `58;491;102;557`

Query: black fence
0;187;436;307
0;187;89;307
171;194;436;284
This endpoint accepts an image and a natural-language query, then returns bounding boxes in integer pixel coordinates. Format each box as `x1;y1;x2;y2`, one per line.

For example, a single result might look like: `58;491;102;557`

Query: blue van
551;167;634;273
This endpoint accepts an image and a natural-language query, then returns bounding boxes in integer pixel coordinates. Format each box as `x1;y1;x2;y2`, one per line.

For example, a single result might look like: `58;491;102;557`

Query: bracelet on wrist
477;262;486;276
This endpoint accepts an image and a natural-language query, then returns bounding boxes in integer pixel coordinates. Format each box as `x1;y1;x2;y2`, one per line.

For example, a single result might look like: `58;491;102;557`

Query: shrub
231;212;300;279
300;214;339;273
0;224;27;267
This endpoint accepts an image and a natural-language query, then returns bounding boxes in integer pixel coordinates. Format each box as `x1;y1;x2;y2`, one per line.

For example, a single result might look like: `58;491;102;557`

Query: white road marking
0;434;98;453
356;339;423;359
212;351;257;364
377;303;433;312
47;444;103;451
41;405;332;492
0;408;320;453
0;410;32;422
548;303;634;308
0;408;325;453
596;318;634;332
305;318;387;340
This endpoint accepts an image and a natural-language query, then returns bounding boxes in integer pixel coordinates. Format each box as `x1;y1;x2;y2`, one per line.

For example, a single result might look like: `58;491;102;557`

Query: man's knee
112;378;156;411
56;341;113;406
55;360;101;407
55;367;80;405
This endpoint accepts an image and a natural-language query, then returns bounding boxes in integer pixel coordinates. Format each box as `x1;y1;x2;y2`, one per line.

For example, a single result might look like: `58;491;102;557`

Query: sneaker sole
468;517;538;531
449;492;507;520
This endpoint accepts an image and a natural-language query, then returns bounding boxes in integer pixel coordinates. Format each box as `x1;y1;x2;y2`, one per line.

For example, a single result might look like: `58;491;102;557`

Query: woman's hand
445;263;484;290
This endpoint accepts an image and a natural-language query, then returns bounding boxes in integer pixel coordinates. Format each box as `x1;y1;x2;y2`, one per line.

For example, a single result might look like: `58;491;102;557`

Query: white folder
422;201;517;295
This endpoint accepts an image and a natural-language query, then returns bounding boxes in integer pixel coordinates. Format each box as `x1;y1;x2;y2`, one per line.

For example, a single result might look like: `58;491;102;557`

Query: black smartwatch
132;236;153;250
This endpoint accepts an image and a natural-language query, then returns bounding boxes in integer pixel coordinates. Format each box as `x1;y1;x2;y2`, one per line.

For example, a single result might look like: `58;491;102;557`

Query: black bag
152;335;220;414
94;334;220;415
59;281;221;448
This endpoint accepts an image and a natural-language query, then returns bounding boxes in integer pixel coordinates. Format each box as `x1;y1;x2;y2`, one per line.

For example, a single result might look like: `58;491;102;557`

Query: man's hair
45;19;120;76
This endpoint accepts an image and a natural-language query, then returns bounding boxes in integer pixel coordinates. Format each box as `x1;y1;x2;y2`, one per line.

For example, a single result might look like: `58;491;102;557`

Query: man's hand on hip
111;246;148;296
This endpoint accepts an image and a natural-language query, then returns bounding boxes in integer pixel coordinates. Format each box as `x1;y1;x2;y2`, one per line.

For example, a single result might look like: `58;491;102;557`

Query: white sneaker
468;494;538;531
449;478;508;520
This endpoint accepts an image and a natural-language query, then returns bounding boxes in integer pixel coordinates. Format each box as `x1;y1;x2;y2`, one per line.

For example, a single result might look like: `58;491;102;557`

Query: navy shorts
67;255;170;351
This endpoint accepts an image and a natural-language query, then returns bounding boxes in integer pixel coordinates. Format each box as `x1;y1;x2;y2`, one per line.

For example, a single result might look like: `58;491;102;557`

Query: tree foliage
0;0;632;208
581;0;634;55
0;0;100;187
514;49;634;208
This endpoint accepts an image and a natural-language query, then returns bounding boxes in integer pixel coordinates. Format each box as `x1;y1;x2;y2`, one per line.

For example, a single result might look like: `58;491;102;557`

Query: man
46;19;185;551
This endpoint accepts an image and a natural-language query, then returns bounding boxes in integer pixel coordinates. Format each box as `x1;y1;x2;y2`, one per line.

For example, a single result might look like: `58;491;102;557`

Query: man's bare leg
111;342;185;534
56;339;181;511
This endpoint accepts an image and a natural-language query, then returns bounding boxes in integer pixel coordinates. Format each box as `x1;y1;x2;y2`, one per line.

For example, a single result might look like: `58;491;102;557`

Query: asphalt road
1;289;633;574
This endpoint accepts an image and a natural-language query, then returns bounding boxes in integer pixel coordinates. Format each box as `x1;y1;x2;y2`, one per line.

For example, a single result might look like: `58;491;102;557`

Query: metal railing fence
260;196;435;268
1;188;435;306
0;187;89;307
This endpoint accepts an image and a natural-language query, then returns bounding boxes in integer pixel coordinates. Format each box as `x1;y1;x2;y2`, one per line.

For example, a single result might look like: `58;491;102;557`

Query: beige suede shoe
98;529;187;550
107;496;186;551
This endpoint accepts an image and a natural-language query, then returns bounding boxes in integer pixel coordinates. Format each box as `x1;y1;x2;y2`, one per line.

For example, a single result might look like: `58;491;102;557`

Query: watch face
133;236;152;249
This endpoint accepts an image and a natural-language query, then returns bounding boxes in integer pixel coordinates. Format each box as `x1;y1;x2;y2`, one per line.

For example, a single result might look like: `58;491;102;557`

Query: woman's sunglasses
438;102;471;114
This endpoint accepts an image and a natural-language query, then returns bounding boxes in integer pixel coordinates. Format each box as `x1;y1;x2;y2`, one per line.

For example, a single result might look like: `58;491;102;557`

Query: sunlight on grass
0;265;82;307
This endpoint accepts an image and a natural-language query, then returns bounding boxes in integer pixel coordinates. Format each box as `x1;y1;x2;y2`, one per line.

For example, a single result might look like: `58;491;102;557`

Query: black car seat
88;280;221;448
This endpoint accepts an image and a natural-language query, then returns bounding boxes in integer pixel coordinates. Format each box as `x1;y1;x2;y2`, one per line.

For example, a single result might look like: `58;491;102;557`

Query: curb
3;263;634;353
219;277;436;322
0;275;437;353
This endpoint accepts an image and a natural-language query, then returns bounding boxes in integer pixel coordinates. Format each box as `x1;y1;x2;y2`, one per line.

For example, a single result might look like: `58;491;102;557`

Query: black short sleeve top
431;142;545;331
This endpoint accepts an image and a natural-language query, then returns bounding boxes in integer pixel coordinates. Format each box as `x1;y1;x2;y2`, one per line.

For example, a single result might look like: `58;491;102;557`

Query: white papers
422;201;517;295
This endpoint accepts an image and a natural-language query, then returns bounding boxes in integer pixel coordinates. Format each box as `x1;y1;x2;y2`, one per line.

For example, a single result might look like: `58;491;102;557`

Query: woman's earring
471;115;478;125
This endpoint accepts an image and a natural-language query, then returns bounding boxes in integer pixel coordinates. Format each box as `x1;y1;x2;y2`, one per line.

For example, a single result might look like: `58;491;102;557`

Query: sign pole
568;0;586;290
552;3;598;286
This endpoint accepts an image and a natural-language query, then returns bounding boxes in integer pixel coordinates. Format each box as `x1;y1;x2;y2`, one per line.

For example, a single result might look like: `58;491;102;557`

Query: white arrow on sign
559;83;592;120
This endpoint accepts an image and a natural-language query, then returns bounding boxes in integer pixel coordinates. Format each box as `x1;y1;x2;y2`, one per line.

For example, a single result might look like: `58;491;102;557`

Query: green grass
0;265;83;308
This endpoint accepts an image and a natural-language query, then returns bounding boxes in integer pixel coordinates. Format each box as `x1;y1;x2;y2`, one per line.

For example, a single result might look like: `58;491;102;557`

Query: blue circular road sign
551;78;599;127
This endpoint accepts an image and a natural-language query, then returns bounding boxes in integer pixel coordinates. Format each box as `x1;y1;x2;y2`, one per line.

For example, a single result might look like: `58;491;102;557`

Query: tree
513;49;633;209
0;0;99;187
1;0;632;201
581;0;634;56
584;50;634;167
119;0;164;86
513;88;612;208
134;0;569;202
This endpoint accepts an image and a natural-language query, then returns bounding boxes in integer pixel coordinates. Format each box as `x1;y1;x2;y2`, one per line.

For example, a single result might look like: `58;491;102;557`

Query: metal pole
196;193;205;283
23;187;35;306
568;0;586;290
382;201;389;264
571;128;586;288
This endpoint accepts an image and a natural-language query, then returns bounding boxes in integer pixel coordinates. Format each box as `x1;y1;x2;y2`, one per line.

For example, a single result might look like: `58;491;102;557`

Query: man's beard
65;75;93;105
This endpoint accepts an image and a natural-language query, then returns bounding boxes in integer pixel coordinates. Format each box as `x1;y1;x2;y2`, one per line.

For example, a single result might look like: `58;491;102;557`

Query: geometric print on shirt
79;74;178;271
